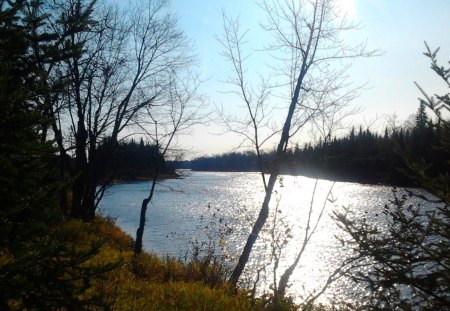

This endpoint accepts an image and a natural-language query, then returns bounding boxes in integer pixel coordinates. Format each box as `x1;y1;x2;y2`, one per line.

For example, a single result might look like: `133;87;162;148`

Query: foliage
176;151;262;172
185;207;234;287
0;226;119;310
335;43;450;310
2;213;266;310
0;2;118;308
288;115;445;185
336;190;449;309
0;0;60;249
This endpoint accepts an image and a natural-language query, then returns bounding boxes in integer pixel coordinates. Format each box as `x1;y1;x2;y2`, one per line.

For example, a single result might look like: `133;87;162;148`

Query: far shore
181;168;415;188
99;172;181;185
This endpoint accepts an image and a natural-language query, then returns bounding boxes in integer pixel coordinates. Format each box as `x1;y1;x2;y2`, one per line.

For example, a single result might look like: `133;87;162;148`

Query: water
98;170;411;304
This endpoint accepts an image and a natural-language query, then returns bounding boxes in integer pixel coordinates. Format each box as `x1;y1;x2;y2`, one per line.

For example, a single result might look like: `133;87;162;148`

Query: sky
169;0;450;157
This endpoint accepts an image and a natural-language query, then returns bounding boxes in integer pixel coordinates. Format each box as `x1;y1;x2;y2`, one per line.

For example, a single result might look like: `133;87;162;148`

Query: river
98;170;414;304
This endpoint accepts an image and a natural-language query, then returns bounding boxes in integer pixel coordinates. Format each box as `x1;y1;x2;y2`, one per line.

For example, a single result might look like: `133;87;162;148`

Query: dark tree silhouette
416;100;429;130
29;0;195;221
0;2;117;308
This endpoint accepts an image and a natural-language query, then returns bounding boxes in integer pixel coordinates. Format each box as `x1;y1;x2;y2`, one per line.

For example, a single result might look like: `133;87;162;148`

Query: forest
96;138;172;182
176;101;448;186
0;0;449;310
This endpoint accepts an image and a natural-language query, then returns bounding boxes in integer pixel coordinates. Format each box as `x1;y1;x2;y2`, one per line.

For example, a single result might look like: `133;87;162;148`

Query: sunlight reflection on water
98;171;419;304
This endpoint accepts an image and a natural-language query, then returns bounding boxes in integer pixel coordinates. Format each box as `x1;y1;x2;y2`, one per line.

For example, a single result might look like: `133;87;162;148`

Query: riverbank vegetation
0;211;262;310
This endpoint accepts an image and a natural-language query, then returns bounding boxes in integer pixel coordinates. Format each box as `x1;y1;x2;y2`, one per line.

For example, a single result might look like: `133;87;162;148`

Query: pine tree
0;2;116;308
415;100;429;130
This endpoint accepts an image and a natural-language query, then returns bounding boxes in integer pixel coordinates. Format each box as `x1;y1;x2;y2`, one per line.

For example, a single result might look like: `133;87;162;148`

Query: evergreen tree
0;0;59;253
0;2;116;308
415;99;429;130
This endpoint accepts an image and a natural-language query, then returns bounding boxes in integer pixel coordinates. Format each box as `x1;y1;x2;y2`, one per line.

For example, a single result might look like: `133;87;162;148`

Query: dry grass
65;217;258;311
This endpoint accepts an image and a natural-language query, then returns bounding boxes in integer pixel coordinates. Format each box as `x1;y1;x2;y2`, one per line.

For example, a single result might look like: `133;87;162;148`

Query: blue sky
171;0;450;156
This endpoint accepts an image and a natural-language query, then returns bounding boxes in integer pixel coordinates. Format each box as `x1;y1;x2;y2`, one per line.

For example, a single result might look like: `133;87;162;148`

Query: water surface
99;171;407;303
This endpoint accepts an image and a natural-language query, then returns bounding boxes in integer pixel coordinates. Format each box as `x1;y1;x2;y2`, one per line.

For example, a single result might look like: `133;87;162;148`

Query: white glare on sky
336;0;356;16
170;0;450;157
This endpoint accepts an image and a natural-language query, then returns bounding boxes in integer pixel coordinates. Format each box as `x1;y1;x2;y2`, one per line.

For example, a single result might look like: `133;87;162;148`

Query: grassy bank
61;217;263;310
2;215;326;310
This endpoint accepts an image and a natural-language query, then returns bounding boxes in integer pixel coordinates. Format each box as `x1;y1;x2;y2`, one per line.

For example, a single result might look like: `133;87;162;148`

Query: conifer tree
415;100;429;130
0;2;117;308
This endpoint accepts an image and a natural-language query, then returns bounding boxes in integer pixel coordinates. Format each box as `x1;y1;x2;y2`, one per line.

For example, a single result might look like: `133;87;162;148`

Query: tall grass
65;217;257;310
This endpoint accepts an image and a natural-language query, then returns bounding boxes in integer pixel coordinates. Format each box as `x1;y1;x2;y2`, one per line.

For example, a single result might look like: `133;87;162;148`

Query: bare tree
37;0;195;220
218;0;377;286
382;113;403;135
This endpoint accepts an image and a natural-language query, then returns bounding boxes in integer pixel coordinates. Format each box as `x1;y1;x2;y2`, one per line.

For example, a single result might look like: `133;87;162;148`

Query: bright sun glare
335;0;356;17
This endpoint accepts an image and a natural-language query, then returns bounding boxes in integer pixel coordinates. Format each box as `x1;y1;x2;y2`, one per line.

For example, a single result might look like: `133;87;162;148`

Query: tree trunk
276;254;301;299
71;118;89;219
229;172;278;285
134;172;158;255
71;175;85;219
81;183;97;221
229;67;307;286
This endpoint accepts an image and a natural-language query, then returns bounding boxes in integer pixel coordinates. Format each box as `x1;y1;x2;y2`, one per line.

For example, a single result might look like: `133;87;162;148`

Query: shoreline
183;168;415;188
99;172;181;185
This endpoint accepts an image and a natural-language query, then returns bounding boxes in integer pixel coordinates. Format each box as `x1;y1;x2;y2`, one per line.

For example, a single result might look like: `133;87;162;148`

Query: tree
33;0;195;220
218;0;376;287
0;1;116;308
415;99;428;130
0;0;59;255
94;138;169;181
336;42;449;310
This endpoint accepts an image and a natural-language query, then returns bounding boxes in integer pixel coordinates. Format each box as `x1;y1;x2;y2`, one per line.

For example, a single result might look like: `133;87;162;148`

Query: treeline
95;138;171;182
286;125;441;185
288;102;447;184
176;151;267;172
177;103;449;186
